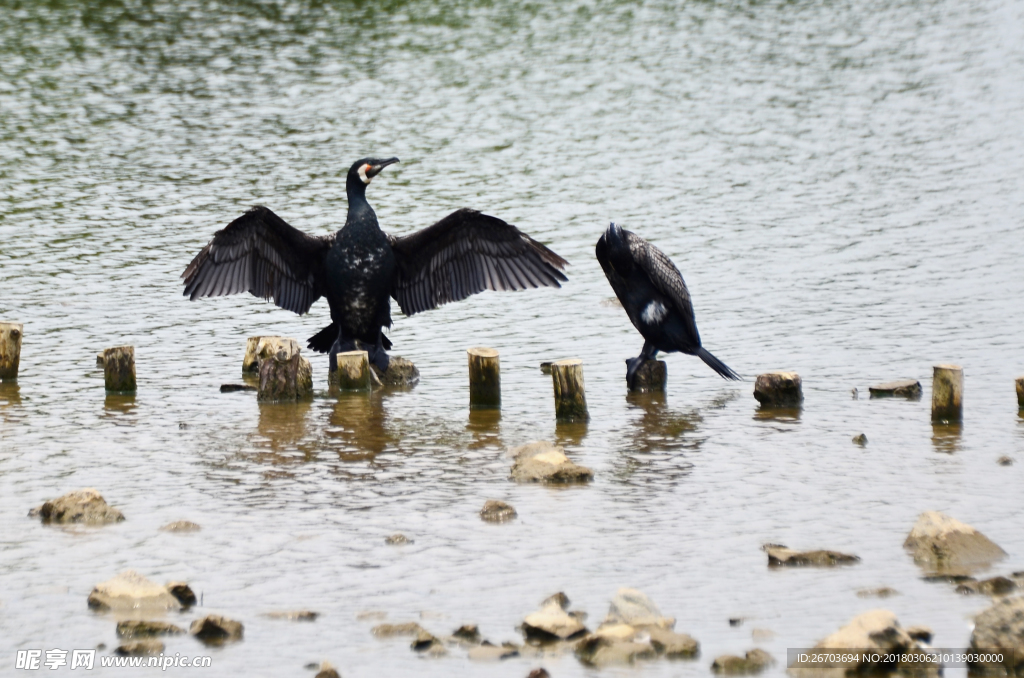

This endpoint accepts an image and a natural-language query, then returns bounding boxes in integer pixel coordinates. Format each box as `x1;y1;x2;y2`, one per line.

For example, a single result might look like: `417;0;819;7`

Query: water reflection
466;407;501;449
931;421;963;454
624;391;701;454
0;381;21;406
753;406;803;425
554;419;589;448
325;392;394;460
102;393;137;417
256;399;313;454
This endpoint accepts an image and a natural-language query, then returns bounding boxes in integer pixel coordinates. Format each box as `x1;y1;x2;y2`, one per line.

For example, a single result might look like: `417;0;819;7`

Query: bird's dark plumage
596;223;739;386
182;157;568;371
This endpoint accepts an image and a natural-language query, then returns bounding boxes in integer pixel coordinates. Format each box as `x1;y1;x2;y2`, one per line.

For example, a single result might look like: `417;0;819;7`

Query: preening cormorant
596;223;740;387
182;157;568;371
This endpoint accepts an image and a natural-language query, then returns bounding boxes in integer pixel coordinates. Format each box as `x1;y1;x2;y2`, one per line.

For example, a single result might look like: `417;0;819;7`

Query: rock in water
575;635;658;667
115;640;164;656
753;372;802;407
159;520;201;533
955;576;1017;596
468;644;519;660
165;581;197;607
868;380;922;398
371;356;419;387
792;610;936;675
87;571;182;612
646;626;699;658
384;533;413;545
30;489;125;525
313;663;341;678
852;433;868;446
603;588;675;629
480;500;517;523
903;511;1006;573
372;622;428;638
116;621;185;638
711;649;773;674
969;597;1024;676
509;441;593;484
521;593;587;641
190;615;244;644
764;544;860;567
452;624;481;643
264;610;319;621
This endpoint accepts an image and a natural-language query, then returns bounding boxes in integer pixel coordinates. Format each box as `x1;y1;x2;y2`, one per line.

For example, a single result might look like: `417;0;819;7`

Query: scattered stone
522;592;587;641
998;456;1014;466
190;615;243;644
856;587;900;598
797;609;935;675
509;441;593;484
264;610;319;621
411;629;447;656
370;356;420;387
868;379;922;398
575;634;657;666
712;649;773;674
114;640;164;656
904;511;1006;573
764;544;859;567
480;499;517;523
603;588;674;629
220;383;257;393
527;670;550;678
160;520;200;533
647;626;699;657
452;624;481;643
540;362;552;374
116;620;185;638
956;576;1017;596
384;534;413;545
372;622;427;638
468;643;519;660
751;628;775;641
87;571;182;612
906;626;933;643
30;489;125;525
729;618;743;627
165;581;197;607
852;433;867;445
969;596;1024;676
753;372;802;407
314;663;341;678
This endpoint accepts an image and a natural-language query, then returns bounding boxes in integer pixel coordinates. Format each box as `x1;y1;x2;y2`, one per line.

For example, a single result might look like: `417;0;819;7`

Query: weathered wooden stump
467;347;500;409
0;322;23;381
869;379;922;399
371;356;420;387
753;371;802;407
932;364;963;422
256;338;312;402
328;350;374;391
244;336;280;374
1016;376;1024;410
629;360;666;392
103;346;137;392
551;358;589;422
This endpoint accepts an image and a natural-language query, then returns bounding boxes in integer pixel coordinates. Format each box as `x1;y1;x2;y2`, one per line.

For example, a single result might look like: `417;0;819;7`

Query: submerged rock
452;624;481;643
480;500;517;523
997;456;1014;466
372;622;428;638
160;520;200;533
956;576;1017;596
868;379;922;398
468;642;519;661
793;609;936;676
764;544;860;567
220;383;256;393
313;663;341;678
165;581;197;607
969;596;1024;676
603;588;674;629
527;670;551;678
264;610;319;621
906;626;933;643
647;626;699;658
116;620;185;638
856;587;900;598
31;489;125;525
114;640;164;656
522;592;588;641
575;634;657;666
753;372;802;407
411;629;447;656
509;441;594;484
87;571;182;612
384;533;413;545
852;433;868;446
711;649;773;674
904;511;1006;573
370;356;419;387
190;615;244;644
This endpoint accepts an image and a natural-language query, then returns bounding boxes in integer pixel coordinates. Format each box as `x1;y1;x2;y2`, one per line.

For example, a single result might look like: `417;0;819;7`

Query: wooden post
932;364;963;422
257;338;312;402
1016;376;1024;410
551;358;589;422
103;346;136;392
629;360;666;392
244;336;279;374
467;348;500;409
0;322;23;381
754;371;802;407
329;350;373;391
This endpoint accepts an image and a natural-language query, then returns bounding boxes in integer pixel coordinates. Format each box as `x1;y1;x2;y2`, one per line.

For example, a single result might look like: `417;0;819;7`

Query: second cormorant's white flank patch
358;164;371;184
642;301;668;324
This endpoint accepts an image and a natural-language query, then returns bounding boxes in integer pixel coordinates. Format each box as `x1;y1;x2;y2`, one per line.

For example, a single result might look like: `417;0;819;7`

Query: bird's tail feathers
697;347;741;381
306;323;393;354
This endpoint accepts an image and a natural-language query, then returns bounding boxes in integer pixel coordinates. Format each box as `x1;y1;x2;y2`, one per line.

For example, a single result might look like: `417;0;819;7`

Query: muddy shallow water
2;0;1023;676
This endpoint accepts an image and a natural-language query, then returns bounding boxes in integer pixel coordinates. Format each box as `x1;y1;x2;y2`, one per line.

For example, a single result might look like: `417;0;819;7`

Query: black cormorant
596;222;740;387
182;157;568;371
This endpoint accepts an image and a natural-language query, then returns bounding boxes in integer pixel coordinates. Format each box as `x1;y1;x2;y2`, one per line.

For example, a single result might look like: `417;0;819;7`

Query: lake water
1;0;1023;676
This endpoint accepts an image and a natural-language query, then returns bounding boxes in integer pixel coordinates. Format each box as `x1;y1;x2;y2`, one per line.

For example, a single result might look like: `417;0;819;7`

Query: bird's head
347;157;400;188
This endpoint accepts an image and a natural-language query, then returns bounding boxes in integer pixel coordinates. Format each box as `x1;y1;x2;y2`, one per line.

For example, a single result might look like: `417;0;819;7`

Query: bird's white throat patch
642;301;668;324
357;164;372;184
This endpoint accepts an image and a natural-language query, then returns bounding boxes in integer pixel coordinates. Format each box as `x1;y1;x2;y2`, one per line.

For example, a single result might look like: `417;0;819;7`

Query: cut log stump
1016;376;1024;410
932;364;963;422
0;322;23;381
468;347;500;409
754;371;802;407
257;338;312;402
551;359;589;422
868;379;922;399
244;336;280;374
629;360;666;392
104;346;136;392
328;350;374;391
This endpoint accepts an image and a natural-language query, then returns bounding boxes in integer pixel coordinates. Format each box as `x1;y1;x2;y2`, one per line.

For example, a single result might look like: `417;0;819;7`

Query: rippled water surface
2;0;1024;675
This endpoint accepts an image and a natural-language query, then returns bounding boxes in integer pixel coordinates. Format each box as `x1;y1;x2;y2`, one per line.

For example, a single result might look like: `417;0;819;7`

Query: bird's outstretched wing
181;205;332;315
625;230;699;338
387;208;568;316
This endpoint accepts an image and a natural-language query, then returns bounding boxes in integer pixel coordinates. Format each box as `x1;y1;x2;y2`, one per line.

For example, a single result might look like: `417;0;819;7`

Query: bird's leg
625;341;658;389
369;330;390;373
329;328;358;373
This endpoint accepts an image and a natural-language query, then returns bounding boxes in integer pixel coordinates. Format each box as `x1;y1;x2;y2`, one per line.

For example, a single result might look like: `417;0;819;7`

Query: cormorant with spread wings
182;157;568;372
